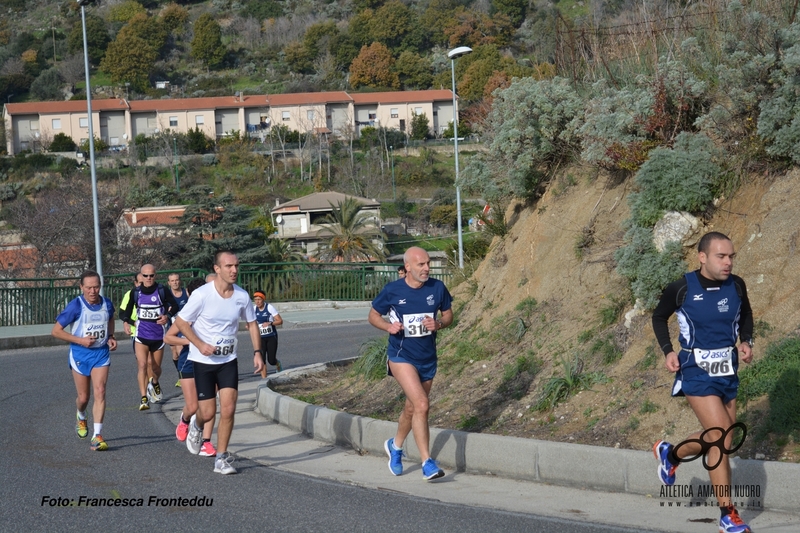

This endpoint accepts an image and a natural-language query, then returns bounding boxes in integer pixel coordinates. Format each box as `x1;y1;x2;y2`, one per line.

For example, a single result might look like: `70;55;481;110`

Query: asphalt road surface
0;322;649;533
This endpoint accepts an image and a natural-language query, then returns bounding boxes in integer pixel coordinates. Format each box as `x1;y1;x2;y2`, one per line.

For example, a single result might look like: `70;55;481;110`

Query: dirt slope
275;167;800;460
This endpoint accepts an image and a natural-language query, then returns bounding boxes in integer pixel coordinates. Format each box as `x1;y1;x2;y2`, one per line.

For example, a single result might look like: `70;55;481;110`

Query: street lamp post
390;145;396;201
78;0;104;285
448;45;472;269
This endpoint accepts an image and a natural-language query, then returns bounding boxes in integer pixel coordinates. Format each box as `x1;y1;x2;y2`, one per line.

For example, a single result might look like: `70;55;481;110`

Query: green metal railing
0;263;453;326
0;269;204;327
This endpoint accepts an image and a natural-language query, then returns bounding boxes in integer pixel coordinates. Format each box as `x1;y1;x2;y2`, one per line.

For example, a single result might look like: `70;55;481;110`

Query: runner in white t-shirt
174;251;263;475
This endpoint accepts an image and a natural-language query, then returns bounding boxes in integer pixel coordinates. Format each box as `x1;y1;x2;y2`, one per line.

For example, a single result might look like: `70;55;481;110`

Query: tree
107;0;147;23
67;14;109;65
349;42;399;89
394;51;433;90
492;0;527;28
161;3;189;33
371;1;424;53
186;127;213;154
100;32;157;91
30;68;63;101
191;13;225;70
118;13;168;58
2;177;119;277
57;53;85;93
317;197;385;262
50;133;76;151
164;188;269;269
410;113;430;140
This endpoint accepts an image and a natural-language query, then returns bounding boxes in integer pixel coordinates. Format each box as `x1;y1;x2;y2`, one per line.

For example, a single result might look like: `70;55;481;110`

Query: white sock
77;410;87;420
392;440;403;451
93;423;102;437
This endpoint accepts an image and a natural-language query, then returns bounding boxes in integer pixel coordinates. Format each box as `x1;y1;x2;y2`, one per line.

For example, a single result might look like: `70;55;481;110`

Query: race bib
84;322;107;341
138;306;161;320
693;347;735;377
259;323;273;336
403;313;432;337
211;335;237;357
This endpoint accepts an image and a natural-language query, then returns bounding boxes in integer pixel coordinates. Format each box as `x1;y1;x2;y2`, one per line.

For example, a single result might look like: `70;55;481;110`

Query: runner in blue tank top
651;232;754;533
253;290;283;379
51;271;117;451
369;246;453;481
168;272;190;387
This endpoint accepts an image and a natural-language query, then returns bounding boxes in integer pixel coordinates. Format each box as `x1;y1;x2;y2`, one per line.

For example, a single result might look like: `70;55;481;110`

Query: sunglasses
141;274;155;278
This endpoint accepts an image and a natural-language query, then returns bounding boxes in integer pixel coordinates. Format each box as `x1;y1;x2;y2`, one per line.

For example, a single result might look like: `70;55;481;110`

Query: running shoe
421;458;444;480
139;396;150;411
186;414;202;454
720;506;751;533
653;440;677;486
76;415;88;439
146;380;157;404
175;418;189;441
152;380;163;402
214;452;237;475
384;438;405;476
276;360;283;372
90;435;108;451
199;440;217;457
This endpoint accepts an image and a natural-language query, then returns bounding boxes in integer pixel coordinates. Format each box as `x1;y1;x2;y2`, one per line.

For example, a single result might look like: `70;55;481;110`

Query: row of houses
2;90;456;156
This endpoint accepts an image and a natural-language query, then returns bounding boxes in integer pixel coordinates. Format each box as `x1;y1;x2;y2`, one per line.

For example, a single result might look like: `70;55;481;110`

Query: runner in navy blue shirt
369;246;453;481
253;290;283;379
168;272;190;385
651;232;754;533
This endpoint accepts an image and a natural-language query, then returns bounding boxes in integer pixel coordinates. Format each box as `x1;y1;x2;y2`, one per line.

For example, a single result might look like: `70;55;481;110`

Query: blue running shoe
719;506;751;533
384;438;404;476
653;440;677;486
421;458;444;481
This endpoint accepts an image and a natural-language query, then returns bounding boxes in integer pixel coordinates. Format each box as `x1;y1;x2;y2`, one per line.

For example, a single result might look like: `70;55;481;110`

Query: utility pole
173;137;180;193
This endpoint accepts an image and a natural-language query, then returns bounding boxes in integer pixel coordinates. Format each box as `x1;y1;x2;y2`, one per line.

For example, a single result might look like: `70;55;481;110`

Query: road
0;322;649;533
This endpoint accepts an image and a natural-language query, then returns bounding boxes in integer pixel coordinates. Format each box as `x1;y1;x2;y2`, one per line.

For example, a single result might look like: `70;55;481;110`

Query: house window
415;107;423;115
79;117;89;128
30;120;39;131
282;111;290;121
432;111;438;117
390;108;399;118
368;112;377;120
52;119;62;130
307;110;315;121
169;116;178;127
195;115;204;125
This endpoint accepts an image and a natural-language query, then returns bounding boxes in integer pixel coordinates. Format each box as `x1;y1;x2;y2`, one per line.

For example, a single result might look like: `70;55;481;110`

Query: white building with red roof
2;90;455;155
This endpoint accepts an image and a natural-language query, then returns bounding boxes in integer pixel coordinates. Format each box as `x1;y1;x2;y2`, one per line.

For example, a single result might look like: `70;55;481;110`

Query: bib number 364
212;336;237;356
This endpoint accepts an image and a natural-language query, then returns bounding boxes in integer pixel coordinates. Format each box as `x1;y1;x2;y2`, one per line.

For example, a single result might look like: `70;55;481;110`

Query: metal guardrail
0;263;453;326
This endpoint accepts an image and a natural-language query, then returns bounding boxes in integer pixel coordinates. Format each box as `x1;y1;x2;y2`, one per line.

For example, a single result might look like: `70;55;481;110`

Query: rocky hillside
280;166;800;462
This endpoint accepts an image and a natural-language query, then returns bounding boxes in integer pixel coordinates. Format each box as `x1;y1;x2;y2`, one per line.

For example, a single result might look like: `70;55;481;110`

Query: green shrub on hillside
615;226;686;309
461;77;583;201
629;132;720;227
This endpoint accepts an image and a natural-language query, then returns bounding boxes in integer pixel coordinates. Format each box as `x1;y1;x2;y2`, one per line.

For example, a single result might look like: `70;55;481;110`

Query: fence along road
0;262;453;327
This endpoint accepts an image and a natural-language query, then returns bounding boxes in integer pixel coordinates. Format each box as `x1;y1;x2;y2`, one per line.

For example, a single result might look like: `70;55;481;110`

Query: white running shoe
214;452;237;475
186;414;202;455
146;379;157;404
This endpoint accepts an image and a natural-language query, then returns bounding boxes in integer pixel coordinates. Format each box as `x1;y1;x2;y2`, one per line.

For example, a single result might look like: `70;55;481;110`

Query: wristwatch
745;339;754;348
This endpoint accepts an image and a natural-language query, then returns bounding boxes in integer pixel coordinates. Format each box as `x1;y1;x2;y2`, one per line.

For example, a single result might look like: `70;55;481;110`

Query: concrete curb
259;361;800;512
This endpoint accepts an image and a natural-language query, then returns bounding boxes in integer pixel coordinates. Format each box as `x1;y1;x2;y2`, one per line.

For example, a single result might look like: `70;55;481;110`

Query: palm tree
317;197;385;262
